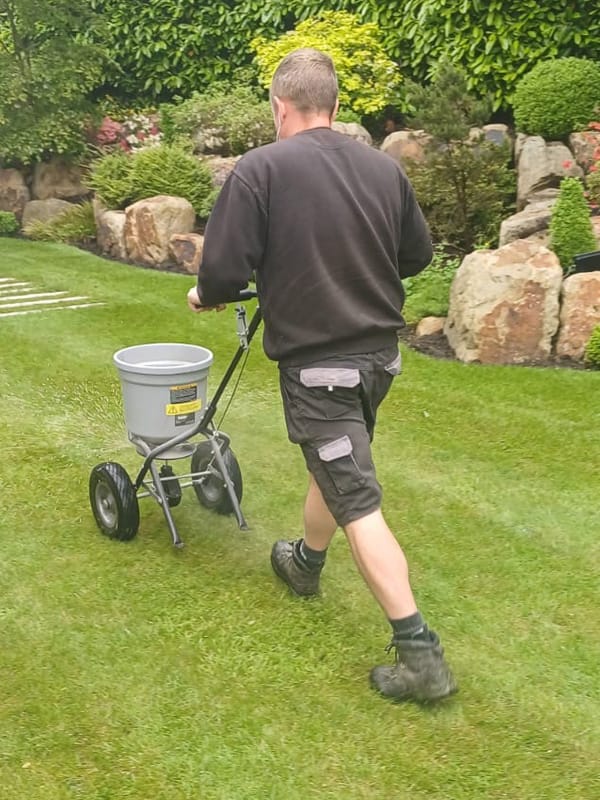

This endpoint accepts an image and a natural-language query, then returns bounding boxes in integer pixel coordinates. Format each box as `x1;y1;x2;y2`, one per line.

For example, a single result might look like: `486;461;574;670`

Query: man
187;48;457;703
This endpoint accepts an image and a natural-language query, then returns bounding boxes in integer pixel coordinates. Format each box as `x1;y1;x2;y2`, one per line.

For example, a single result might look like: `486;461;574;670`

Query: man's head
270;48;339;140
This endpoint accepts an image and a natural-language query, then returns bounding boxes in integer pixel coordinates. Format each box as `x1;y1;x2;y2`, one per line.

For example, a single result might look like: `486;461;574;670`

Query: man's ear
331;99;340;123
272;95;286;120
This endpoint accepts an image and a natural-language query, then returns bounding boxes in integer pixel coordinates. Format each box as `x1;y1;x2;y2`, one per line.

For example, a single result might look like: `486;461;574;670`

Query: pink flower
562;160;573;169
589;164;598;173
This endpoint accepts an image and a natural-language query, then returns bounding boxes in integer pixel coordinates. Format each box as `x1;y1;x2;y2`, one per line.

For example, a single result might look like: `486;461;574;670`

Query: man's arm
397;182;433;279
195;171;266;307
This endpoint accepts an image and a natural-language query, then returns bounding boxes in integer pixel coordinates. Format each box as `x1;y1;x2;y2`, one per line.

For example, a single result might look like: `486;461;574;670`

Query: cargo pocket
300;367;360;389
300;367;361;420
317;435;365;494
384;353;402;376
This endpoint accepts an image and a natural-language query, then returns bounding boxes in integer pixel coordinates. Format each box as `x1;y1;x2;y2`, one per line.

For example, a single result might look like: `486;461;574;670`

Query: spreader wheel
89;462;140;541
191;441;243;515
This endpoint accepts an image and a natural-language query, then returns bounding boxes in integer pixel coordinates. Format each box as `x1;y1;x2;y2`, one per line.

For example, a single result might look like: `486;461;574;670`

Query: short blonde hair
270;48;338;115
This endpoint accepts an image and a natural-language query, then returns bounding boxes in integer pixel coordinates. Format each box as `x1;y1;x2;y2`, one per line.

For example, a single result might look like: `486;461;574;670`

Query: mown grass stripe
0;302;105;318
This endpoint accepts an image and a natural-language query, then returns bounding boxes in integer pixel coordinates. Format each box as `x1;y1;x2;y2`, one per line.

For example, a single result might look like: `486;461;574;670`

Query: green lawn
1;239;599;800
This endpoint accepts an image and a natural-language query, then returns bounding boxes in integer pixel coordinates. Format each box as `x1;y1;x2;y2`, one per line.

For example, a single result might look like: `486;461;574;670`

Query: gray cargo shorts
278;345;401;527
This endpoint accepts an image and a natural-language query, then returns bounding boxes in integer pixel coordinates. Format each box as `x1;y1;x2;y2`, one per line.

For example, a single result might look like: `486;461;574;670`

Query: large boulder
555;272;600;360
169;233;204;274
381;130;432;165
31;158;88;201
0;168;30;219
97;210;127;261
569;131;600;172
517;136;583;210
445;239;563;364
332;121;372;146
124;195;196;267
22;198;73;229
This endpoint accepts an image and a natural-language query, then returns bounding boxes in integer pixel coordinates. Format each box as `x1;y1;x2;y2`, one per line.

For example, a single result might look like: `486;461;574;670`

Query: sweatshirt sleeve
396;182;433;279
197;171;267;306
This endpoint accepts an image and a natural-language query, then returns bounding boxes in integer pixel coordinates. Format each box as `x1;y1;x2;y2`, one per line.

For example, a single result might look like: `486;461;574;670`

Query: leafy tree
0;0;106;164
386;0;600;109
252;11;401;117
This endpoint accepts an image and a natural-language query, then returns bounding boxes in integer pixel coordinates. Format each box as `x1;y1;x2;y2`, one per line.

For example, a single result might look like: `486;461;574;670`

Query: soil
398;324;589;371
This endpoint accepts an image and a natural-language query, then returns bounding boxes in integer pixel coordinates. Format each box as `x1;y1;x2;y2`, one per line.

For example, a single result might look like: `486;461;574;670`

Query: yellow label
170;382;196;392
165;399;202;416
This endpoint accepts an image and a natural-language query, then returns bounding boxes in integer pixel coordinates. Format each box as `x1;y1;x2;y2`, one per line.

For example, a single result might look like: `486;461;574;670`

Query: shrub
252;11;402;117
129;145;214;217
163;87;274;156
584;325;600;368
86;150;135;209
24;202;96;243
513;58;600;140
403;64;515;254
0;211;19;236
402;245;461;323
549;178;597;271
85;144;216;218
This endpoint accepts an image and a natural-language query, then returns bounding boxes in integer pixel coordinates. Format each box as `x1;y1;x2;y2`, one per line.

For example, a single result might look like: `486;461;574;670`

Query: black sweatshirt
197;127;433;366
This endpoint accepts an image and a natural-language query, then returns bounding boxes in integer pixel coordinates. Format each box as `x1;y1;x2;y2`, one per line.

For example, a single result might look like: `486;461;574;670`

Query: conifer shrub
513;58;600;140
403;62;515;253
549;178;597;271
86;144;216;218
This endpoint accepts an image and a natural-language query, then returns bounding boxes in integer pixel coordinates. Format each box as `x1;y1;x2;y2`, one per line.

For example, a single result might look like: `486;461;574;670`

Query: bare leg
344;509;417;620
303;473;337;551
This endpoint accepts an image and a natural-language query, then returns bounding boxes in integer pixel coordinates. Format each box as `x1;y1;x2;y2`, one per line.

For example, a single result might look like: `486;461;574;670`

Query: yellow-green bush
252;11;401;117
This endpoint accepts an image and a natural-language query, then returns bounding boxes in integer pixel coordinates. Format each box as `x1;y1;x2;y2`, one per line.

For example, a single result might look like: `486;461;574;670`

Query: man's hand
187;286;226;313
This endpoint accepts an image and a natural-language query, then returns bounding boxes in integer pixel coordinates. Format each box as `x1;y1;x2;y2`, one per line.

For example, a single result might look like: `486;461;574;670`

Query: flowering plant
91;113;162;153
583;118;600;211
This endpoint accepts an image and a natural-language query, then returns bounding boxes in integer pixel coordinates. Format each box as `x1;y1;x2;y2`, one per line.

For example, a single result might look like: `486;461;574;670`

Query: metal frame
128;291;261;547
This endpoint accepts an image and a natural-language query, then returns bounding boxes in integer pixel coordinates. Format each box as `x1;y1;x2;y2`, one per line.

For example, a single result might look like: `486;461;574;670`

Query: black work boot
270;539;323;597
370;631;458;703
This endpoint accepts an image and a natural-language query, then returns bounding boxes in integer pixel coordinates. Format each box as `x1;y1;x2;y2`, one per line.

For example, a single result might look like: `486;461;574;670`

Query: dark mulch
398;324;589;371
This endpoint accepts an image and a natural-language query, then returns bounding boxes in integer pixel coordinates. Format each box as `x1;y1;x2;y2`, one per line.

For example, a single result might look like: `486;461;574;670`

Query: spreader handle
238;288;258;301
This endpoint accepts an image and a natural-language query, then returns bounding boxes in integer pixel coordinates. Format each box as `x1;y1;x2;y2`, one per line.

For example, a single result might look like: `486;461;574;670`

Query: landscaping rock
416;316;446;337
202;156;240;187
22;198;73;229
124;195;196;267
569;131;600;172
499;200;555;247
381;130;431;165
517;136;583;210
332;121;372;146
31;157;88;201
483;124;513;151
555;272;600;360
444;239;563;364
97;210;127;261
0;168;30;220
169;233;204;274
